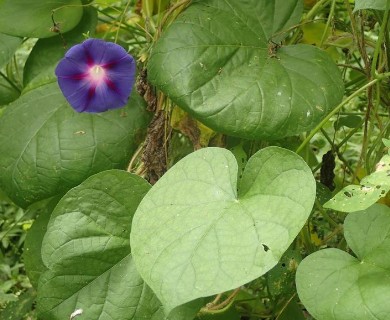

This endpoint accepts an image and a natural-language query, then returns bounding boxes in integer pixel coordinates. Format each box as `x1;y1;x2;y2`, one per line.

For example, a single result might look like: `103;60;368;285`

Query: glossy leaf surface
0;83;149;208
148;0;344;139
0;0;83;38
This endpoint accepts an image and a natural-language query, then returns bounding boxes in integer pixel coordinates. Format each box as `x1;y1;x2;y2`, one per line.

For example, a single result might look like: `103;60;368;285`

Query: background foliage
0;0;389;319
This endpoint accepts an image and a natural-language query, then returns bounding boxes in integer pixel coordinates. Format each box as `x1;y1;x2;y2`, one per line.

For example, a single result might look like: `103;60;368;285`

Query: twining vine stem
296;78;380;154
199;287;241;314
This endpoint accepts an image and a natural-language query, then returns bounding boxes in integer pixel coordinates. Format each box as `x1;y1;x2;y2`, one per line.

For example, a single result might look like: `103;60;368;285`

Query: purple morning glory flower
55;38;136;113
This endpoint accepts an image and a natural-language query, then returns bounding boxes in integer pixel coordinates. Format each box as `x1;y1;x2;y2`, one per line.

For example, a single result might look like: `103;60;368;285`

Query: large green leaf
23;6;97;90
324;154;390;212
354;0;390;11
131;146;316;311
0;33;22;68
148;0;344;140
0;0;83;38
37;170;164;320
296;204;390;320
0;82;150;208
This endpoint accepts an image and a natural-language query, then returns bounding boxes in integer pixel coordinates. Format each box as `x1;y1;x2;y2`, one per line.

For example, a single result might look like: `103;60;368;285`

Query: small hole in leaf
344;191;352;197
262;244;270;252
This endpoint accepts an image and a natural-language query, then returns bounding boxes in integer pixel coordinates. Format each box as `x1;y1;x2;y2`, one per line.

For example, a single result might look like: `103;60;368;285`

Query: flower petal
56;78;91;112
82;38;129;65
55;57;87;78
105;57;135;100
55;38;136;113
60;42;91;69
89;83;128;112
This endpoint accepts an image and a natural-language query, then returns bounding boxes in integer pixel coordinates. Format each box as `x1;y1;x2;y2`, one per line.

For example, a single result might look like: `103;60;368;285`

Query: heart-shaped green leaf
296;204;390;320
148;0;344;139
0;82;150;208
131;146;316;310
37;170;165;320
0;0;83;38
324;154;390;212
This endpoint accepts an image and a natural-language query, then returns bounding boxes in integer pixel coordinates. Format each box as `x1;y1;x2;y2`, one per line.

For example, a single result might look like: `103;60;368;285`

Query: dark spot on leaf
262;244;270;252
381;190;386;195
281;263;286;267
376;185;381;189
344;191;352;197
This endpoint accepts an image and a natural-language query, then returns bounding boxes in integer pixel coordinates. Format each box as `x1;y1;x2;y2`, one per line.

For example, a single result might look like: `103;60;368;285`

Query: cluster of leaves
0;201;36;319
0;0;389;319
